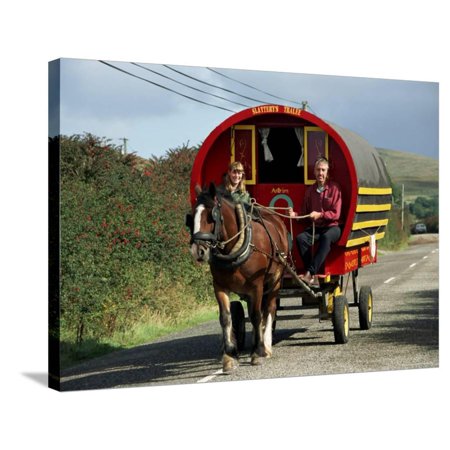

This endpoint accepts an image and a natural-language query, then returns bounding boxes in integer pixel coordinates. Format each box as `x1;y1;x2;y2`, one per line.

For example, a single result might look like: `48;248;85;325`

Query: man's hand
287;207;298;218
309;211;323;221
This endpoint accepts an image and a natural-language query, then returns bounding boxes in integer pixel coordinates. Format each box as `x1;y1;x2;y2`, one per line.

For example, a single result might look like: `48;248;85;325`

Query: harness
189;193;321;298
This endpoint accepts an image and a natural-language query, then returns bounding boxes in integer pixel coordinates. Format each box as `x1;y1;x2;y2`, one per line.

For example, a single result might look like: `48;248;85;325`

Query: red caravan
190;104;392;278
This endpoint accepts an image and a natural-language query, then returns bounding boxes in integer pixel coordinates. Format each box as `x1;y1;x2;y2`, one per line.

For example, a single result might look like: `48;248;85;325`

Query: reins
192;192;320;297
195;195;316;265
251;199;316;257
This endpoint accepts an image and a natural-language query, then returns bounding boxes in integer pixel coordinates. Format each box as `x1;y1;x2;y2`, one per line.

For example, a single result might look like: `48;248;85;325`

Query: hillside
376;148;439;201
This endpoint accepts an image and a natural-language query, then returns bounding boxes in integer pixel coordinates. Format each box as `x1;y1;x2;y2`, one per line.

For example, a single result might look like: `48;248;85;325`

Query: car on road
413;223;427;234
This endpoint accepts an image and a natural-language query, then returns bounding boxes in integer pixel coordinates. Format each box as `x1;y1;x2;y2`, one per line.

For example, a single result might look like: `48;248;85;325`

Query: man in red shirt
288;157;342;287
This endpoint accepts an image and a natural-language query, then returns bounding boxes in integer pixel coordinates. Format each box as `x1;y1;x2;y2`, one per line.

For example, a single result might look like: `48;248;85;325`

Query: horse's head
186;183;223;263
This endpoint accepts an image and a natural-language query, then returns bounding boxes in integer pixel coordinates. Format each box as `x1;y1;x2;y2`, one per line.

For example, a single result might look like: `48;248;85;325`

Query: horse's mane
196;191;216;208
196;184;235;210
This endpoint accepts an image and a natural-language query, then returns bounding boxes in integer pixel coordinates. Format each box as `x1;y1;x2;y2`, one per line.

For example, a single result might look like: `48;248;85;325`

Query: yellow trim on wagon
346;232;386;247
231;125;256;185
352;219;389;230
356;203;392;212
358;187;392;195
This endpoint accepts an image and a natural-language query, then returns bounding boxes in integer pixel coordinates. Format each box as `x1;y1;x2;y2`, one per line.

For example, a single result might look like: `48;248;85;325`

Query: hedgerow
59;134;213;344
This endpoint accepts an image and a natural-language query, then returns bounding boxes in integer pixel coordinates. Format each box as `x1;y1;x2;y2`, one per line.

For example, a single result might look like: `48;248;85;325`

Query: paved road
60;236;439;391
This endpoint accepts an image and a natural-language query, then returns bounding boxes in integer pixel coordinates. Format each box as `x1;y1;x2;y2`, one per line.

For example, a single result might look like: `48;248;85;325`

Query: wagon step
277;252;322;298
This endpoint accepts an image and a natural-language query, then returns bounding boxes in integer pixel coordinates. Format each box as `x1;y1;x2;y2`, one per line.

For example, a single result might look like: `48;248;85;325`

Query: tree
409;196;438;219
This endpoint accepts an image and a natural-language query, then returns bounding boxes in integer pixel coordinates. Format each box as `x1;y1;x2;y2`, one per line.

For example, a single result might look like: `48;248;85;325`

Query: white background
2;1;448;449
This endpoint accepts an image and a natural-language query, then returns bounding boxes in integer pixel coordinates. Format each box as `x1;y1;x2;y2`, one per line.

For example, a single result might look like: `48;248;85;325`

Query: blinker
185;213;194;232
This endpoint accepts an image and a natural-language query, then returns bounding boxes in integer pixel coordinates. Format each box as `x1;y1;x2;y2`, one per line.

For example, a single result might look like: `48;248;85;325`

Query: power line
206;67;301;105
99;61;237;113
131;62;251;108
163;64;271;104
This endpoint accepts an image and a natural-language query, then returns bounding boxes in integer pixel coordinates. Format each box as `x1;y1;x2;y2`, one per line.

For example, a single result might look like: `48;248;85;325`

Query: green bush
59;134;213;345
409;195;439;220
422;215;439;233
379;207;410;250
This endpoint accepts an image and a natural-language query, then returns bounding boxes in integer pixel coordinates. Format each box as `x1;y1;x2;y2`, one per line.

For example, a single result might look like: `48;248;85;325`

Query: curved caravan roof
326;121;391;189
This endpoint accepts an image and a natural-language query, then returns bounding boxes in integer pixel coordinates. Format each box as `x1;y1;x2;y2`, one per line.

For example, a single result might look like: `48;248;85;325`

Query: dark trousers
296;226;341;275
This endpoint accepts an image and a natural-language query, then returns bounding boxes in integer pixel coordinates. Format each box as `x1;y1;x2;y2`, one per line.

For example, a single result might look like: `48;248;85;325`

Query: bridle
189;195;224;249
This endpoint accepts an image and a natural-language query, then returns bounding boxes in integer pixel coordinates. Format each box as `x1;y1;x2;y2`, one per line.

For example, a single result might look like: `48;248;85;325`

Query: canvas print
49;58;438;391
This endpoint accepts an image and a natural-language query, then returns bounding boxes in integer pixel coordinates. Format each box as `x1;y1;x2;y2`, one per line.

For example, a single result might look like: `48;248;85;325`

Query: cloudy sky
55;57;439;160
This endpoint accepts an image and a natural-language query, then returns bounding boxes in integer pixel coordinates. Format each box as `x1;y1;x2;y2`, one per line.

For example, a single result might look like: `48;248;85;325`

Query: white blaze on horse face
190;204;210;262
193;205;205;234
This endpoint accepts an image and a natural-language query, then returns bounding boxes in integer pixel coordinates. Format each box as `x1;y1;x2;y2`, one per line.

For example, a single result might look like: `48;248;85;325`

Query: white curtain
294;127;304;167
259;128;273;162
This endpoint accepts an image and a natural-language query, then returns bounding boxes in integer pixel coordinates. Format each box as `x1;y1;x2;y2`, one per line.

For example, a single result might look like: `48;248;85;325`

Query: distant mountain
376;148;439;201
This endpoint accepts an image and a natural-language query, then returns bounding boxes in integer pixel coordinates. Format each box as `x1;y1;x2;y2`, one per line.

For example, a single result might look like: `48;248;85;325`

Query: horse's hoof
251;355;262;366
222;356;238;373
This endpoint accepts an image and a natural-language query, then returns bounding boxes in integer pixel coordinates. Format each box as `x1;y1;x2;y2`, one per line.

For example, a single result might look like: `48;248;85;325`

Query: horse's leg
248;284;266;366
214;284;238;373
262;288;279;358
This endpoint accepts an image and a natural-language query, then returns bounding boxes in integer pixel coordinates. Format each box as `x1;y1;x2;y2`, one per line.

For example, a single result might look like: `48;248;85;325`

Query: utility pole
120;137;128;155
401;183;405;230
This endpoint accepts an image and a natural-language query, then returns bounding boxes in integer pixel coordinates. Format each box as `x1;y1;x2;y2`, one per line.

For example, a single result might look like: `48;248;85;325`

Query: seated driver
288;157;342;287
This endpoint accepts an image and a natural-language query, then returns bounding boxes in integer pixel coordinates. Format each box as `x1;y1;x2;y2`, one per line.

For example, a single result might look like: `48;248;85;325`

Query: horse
187;183;289;372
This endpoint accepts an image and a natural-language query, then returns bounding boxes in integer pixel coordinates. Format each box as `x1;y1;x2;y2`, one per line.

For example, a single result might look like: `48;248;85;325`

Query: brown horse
188;183;289;372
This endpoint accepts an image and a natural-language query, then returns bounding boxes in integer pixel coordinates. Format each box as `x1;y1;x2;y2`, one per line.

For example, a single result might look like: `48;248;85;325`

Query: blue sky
56;57;439;160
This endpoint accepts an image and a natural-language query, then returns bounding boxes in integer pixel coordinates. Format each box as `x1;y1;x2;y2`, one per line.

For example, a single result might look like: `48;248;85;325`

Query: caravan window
257;127;304;183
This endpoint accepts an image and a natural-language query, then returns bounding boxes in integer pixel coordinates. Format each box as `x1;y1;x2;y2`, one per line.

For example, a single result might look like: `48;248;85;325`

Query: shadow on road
60;321;310;391
60;332;222;391
372;289;438;351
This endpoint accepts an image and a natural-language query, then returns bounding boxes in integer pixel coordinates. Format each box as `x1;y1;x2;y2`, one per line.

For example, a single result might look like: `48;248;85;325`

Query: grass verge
60;304;218;370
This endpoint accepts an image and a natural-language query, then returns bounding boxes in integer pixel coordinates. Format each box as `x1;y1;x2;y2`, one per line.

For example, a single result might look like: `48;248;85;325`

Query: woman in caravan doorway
217;161;251;205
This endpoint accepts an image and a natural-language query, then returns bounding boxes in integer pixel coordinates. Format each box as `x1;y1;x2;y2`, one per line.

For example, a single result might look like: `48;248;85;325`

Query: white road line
423;256;428;260
197;369;223;383
409;263;417;268
384;277;395;284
